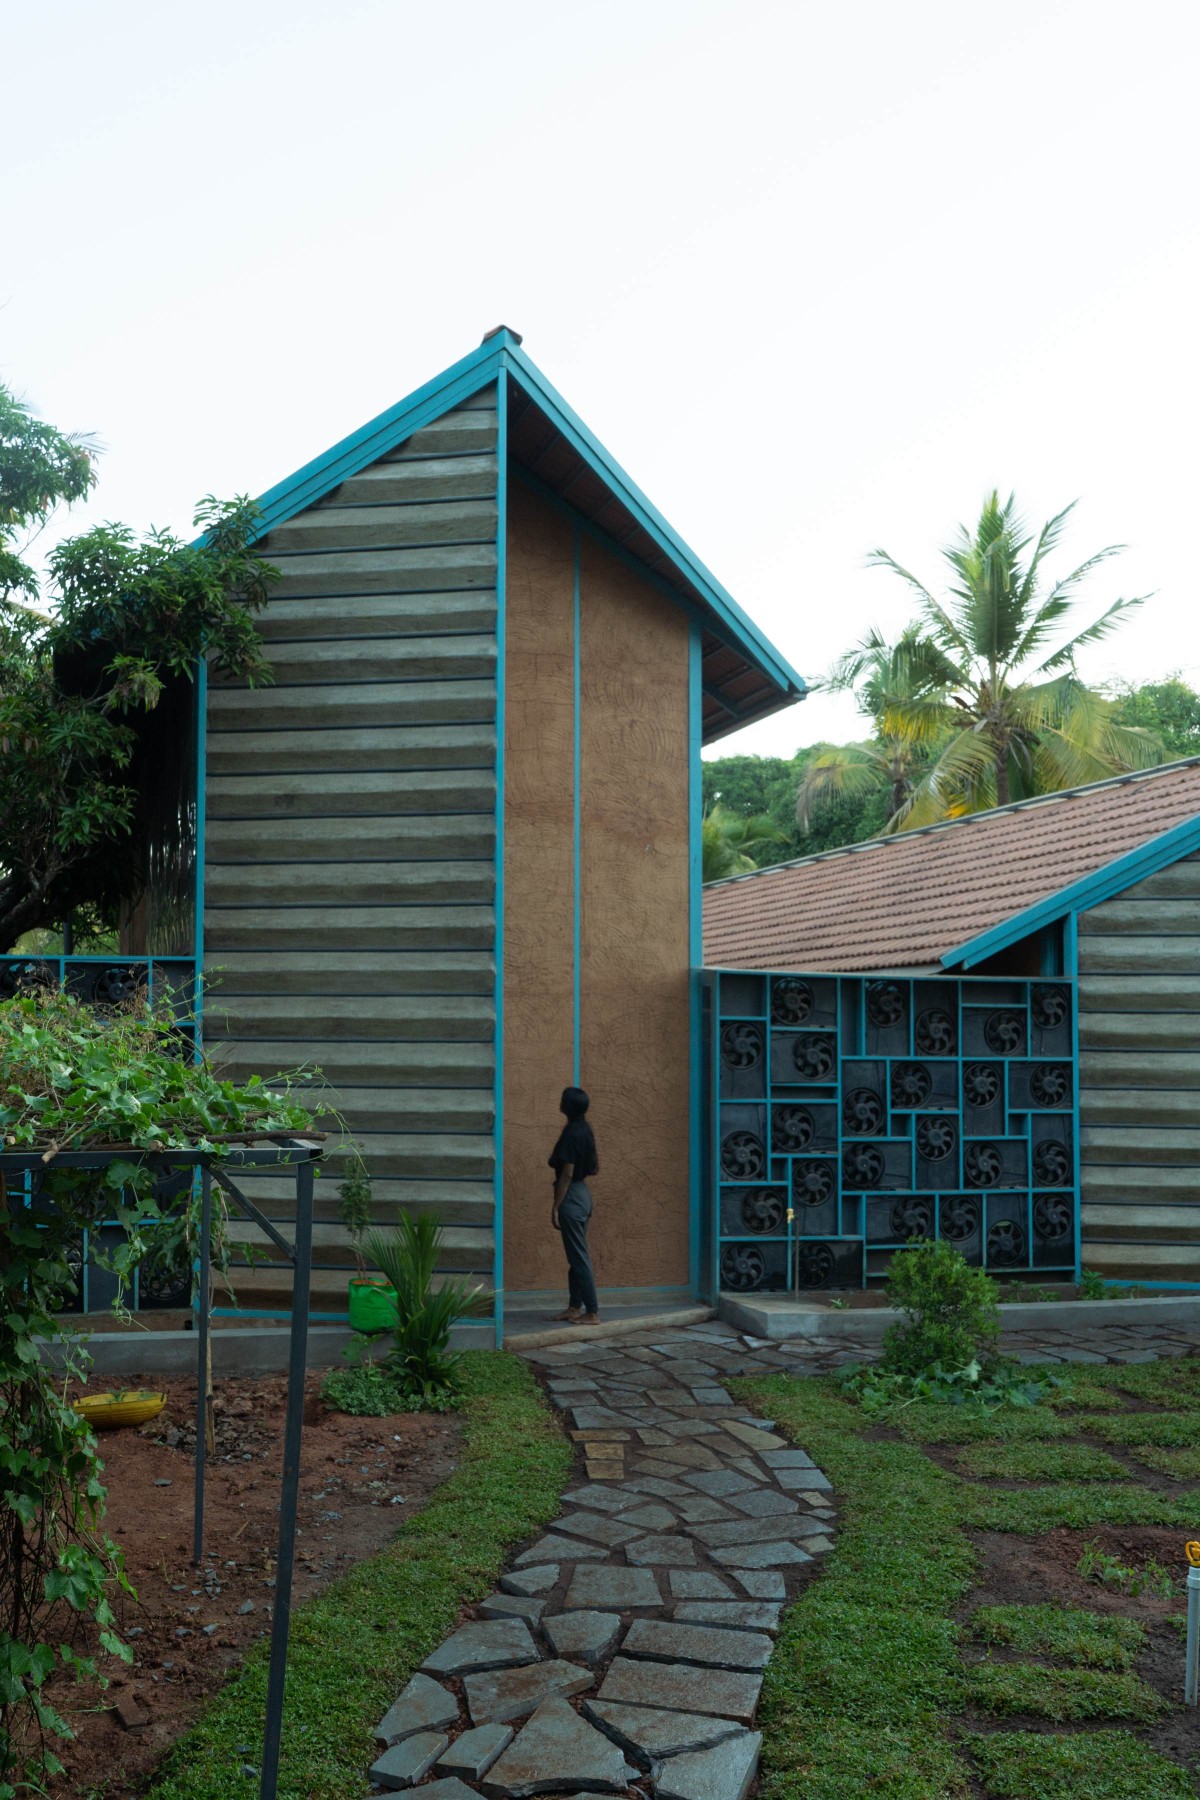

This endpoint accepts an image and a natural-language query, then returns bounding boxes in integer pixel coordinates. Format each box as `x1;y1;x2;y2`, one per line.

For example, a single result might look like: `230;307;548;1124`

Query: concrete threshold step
718;1290;1200;1341
505;1305;715;1352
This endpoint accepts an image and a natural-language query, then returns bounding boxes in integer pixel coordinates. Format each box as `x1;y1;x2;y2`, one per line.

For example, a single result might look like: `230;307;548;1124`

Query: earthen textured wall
503;486;692;1293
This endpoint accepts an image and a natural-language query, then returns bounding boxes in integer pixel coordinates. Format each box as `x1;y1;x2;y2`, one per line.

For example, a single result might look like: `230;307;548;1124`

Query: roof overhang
242;330;806;743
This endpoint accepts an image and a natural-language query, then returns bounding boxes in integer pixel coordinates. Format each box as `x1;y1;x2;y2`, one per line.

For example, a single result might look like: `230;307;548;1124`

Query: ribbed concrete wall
203;389;498;1314
1078;851;1200;1283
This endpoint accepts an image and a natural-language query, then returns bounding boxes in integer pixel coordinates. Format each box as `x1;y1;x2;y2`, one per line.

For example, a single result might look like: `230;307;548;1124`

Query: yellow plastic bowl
74;1390;167;1430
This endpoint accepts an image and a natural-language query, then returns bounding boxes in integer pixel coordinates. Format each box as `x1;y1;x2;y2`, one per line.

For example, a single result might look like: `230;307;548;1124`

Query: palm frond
1014;501;1079;609
895;725;999;829
795;746;885;830
1034;593;1151;673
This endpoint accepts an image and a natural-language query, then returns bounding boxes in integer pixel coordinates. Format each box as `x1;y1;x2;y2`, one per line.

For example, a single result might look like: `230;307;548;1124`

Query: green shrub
882;1239;1001;1376
363;1213;488;1409
320;1359;412;1417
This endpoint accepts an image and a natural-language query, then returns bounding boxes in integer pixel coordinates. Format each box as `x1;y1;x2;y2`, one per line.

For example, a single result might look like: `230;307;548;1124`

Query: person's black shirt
549;1119;599;1182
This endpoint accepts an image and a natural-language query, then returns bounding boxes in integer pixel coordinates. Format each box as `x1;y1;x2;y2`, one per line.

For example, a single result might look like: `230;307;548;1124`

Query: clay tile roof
703;758;1200;973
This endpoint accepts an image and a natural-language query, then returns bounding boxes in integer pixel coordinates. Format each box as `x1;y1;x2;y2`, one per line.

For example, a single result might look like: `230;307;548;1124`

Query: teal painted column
493;376;508;1347
688;622;703;1298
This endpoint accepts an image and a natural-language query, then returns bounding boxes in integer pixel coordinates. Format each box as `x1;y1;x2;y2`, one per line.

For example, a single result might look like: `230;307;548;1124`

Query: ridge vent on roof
704;753;1200;890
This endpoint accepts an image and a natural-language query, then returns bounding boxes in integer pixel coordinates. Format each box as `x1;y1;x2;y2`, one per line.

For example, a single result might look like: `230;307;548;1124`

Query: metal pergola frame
4;1138;321;1800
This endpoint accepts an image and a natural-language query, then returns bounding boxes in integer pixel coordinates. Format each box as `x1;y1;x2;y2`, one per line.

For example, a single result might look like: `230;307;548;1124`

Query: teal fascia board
234;327;803;703
944;811;1200;971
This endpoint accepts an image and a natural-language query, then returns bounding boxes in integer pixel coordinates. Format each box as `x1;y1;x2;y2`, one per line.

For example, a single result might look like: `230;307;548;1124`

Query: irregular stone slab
674;1494;734;1524
691;1514;818;1549
500;1564;559;1596
683;1470;758;1498
670;1570;734;1599
712;1540;812;1570
551;1510;644;1548
621;1618;772;1671
423;1618;538;1675
464;1658;593;1726
583;1700;742;1761
633;1456;693;1478
542;1610;623;1666
624;1475;692;1499
773;1468;833;1491
515;1534;609;1565
805;1533;834;1553
613;1502;678;1532
656;1730;761;1800
563;1485;631;1513
734;1568;784;1600
761;1448;816;1469
369;1730;448;1789
726;1488;799;1519
481;1698;635;1797
688;1386;734;1406
375;1671;460;1744
481;1594;547;1624
565;1564;662;1610
652;1443;723;1471
661;1419;721;1437
571;1407;641;1429
437;1721;513;1780
625;1534;697;1566
597;1657;761;1724
408;1781;478;1800
722;1421;786;1448
674;1600;781;1633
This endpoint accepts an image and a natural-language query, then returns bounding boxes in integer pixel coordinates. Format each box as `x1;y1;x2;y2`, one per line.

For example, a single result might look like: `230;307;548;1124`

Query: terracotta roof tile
703;759;1200;972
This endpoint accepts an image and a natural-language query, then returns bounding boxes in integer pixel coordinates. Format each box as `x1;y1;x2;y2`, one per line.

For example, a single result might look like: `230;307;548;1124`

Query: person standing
549;1086;600;1324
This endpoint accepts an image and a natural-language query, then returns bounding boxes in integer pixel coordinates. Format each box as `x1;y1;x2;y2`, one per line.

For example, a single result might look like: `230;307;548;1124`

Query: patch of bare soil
962;1524;1200;1765
37;1372;460;1798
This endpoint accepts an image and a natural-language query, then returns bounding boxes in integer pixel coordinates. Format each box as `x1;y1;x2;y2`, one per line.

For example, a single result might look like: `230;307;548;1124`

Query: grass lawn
141;1351;570;1800
741;1358;1200;1800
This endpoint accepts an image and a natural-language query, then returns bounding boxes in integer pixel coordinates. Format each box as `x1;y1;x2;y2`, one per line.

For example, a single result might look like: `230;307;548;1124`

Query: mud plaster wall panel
503;484;576;1288
578;535;691;1291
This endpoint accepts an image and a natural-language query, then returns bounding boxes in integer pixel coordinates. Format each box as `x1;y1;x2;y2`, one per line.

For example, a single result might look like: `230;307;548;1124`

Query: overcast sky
7;0;1198;760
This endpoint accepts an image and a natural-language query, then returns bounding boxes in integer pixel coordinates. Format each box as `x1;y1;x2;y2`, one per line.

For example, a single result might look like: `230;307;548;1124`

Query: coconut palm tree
797;627;958;832
863;491;1161;825
701;804;786;882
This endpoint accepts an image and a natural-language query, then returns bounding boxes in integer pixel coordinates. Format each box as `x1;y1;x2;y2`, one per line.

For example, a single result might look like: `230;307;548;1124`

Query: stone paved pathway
367;1319;836;1799
367;1311;1200;1798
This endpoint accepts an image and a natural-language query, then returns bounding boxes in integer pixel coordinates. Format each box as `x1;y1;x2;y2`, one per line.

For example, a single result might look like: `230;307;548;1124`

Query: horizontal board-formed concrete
1078;851;1200;1283
204;388;499;1315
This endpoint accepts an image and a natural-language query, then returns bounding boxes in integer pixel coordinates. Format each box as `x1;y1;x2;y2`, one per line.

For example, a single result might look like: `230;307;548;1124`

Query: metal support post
259;1157;315;1800
1186;1559;1200;1705
192;1165;212;1565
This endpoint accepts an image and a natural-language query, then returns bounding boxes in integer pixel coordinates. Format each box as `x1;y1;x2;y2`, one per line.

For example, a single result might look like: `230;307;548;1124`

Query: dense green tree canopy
0;384;275;950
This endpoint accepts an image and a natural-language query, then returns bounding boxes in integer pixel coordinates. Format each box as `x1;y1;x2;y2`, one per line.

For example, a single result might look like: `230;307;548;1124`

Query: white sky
6;0;1198;760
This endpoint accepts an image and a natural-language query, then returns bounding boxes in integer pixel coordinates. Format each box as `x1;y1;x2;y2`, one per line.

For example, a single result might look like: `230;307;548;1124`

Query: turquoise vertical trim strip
1065;910;1082;1284
193;657;207;1056
493;375;507;1348
688;623;703;1298
573;524;582;1086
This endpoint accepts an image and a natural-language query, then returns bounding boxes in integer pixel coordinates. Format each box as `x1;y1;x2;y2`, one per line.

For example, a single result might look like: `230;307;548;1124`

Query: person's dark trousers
559;1181;598;1314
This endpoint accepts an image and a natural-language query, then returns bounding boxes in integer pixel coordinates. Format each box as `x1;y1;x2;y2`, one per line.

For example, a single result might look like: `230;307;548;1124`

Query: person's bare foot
569;1312;601;1326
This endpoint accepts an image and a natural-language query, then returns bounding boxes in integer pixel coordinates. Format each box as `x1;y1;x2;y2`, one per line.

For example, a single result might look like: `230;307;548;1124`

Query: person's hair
559;1086;598;1176
560;1086;590;1120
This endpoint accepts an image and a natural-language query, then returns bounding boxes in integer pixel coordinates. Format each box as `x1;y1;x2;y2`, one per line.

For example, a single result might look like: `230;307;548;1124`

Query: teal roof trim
250;336;505;539
943;810;1200;970
238;328;804;703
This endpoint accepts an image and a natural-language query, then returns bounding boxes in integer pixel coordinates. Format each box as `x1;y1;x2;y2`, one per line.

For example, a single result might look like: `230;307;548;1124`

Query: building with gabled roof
163;327;804;1336
704;759;1200;1292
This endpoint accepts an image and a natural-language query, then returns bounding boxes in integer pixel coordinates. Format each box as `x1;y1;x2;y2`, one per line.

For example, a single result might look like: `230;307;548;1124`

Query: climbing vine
0;992;320;1793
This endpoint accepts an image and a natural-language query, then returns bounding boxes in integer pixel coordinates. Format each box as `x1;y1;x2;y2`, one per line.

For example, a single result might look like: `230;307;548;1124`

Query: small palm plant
365;1214;487;1409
